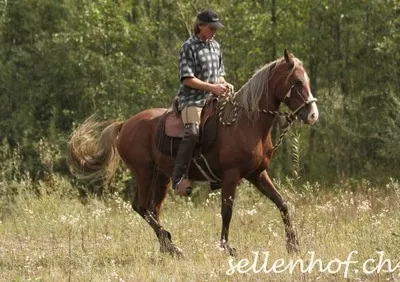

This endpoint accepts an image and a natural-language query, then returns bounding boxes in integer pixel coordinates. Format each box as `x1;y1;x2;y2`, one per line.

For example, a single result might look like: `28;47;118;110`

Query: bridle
282;84;318;116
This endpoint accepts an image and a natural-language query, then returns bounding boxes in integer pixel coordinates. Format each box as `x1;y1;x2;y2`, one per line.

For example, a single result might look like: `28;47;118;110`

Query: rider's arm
182;77;226;96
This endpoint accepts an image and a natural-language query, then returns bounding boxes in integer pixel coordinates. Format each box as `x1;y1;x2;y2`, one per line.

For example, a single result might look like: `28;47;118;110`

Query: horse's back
129;108;168;122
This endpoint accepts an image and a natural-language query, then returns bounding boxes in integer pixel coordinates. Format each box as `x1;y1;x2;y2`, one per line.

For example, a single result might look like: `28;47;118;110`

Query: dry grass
0;179;399;281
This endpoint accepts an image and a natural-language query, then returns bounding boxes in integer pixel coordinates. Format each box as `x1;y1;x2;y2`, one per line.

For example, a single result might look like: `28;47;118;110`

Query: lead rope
272;114;296;151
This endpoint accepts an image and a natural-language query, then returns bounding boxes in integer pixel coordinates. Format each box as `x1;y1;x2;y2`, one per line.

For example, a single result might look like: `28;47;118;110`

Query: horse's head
273;49;319;125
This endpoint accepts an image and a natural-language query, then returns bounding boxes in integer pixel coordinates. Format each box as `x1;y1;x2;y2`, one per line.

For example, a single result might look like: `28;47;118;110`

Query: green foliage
0;0;399;188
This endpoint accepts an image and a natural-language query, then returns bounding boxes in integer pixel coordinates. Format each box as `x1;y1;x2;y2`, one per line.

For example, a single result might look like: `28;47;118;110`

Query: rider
171;10;233;196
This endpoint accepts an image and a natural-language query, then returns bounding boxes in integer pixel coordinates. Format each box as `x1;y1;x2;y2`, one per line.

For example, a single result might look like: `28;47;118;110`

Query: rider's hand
223;82;234;93
211;83;228;96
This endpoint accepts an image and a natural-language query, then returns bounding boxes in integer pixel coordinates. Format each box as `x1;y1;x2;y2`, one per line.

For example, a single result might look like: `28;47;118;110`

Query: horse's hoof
228;247;237;257
160;243;184;258
171;245;184;258
221;242;237;256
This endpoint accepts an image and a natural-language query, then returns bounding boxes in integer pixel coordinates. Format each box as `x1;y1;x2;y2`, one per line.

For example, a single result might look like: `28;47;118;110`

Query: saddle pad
156;111;219;157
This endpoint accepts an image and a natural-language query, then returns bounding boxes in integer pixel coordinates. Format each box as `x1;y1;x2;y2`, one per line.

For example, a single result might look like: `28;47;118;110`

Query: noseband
283;85;318;115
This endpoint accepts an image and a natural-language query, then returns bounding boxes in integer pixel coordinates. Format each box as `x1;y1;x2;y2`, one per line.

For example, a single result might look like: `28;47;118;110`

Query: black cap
197;10;224;29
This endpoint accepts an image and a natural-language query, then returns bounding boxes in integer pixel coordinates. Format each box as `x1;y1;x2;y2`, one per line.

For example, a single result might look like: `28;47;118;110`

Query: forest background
0;1;400;281
0;0;399;195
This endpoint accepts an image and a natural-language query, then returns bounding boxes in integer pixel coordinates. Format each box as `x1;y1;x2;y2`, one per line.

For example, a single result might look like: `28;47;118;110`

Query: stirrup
174;178;192;196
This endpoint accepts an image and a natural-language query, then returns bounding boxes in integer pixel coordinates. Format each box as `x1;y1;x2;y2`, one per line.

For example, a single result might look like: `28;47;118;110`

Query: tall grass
1;140;399;281
0;176;399;281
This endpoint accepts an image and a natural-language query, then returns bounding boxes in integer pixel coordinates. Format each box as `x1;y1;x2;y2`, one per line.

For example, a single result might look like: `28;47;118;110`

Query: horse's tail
67;116;124;184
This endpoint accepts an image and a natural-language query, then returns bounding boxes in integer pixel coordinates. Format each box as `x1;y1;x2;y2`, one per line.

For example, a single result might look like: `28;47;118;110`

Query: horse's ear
284;49;294;64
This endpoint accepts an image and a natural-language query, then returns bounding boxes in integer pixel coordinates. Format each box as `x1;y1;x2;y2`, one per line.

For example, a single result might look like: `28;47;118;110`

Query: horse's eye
295;80;303;87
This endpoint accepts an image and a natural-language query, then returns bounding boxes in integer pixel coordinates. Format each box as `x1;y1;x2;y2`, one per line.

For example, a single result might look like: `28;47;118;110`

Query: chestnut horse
68;50;319;257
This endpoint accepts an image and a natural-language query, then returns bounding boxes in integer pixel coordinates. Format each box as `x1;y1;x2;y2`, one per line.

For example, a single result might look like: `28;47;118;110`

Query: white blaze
307;92;319;125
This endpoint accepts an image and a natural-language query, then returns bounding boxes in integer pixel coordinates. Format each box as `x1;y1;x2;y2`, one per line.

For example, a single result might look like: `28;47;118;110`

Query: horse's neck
254;89;280;137
263;86;280;112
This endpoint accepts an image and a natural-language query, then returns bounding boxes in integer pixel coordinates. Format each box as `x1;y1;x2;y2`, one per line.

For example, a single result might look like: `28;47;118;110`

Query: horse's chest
237;146;267;170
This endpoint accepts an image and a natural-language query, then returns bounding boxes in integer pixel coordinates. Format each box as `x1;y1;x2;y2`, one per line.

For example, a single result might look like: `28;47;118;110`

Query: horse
68;49;319;257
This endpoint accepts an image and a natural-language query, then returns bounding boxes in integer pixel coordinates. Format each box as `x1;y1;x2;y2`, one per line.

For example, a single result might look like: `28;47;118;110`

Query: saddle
156;97;219;157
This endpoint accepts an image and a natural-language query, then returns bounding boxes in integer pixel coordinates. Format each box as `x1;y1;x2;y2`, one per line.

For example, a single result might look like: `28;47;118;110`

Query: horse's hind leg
130;165;183;257
247;170;299;253
148;170;183;255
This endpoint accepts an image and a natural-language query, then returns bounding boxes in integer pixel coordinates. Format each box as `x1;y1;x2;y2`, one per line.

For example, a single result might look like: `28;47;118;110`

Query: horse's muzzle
298;101;319;125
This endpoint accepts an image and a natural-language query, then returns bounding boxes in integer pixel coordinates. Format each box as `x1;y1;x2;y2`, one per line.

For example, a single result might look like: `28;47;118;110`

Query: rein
217;88;298;152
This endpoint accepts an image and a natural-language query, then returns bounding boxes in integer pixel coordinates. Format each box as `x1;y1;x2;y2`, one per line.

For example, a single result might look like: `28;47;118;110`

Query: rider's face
199;24;217;40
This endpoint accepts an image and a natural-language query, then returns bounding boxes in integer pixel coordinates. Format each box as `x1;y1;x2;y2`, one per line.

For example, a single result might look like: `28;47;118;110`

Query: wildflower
247;209;257;215
357;200;371;213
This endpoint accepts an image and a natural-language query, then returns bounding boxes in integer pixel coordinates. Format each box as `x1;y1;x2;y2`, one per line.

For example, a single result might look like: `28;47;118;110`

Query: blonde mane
218;57;303;122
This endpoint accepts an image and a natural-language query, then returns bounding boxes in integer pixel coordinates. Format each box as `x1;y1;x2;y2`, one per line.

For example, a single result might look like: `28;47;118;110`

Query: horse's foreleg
247;170;299;253
131;165;183;257
220;170;240;256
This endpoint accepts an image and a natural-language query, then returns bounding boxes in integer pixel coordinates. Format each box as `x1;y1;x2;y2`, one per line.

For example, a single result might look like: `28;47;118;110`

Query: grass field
0;178;399;281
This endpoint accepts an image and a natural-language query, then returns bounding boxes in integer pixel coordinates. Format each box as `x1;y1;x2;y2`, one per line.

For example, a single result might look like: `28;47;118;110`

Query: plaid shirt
177;35;226;110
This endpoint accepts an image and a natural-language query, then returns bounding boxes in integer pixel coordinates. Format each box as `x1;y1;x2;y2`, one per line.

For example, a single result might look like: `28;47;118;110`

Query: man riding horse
172;10;233;196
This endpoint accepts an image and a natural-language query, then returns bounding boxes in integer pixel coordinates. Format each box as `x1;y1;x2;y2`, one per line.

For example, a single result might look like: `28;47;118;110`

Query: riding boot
171;123;199;196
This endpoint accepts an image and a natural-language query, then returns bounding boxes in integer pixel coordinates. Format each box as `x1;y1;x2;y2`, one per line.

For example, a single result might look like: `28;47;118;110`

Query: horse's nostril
309;112;319;123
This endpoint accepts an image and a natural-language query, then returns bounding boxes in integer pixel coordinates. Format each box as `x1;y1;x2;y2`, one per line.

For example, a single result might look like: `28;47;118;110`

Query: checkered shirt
176;35;226;110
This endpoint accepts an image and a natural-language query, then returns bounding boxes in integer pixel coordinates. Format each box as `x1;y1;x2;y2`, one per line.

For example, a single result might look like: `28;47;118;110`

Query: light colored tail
67;116;124;184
